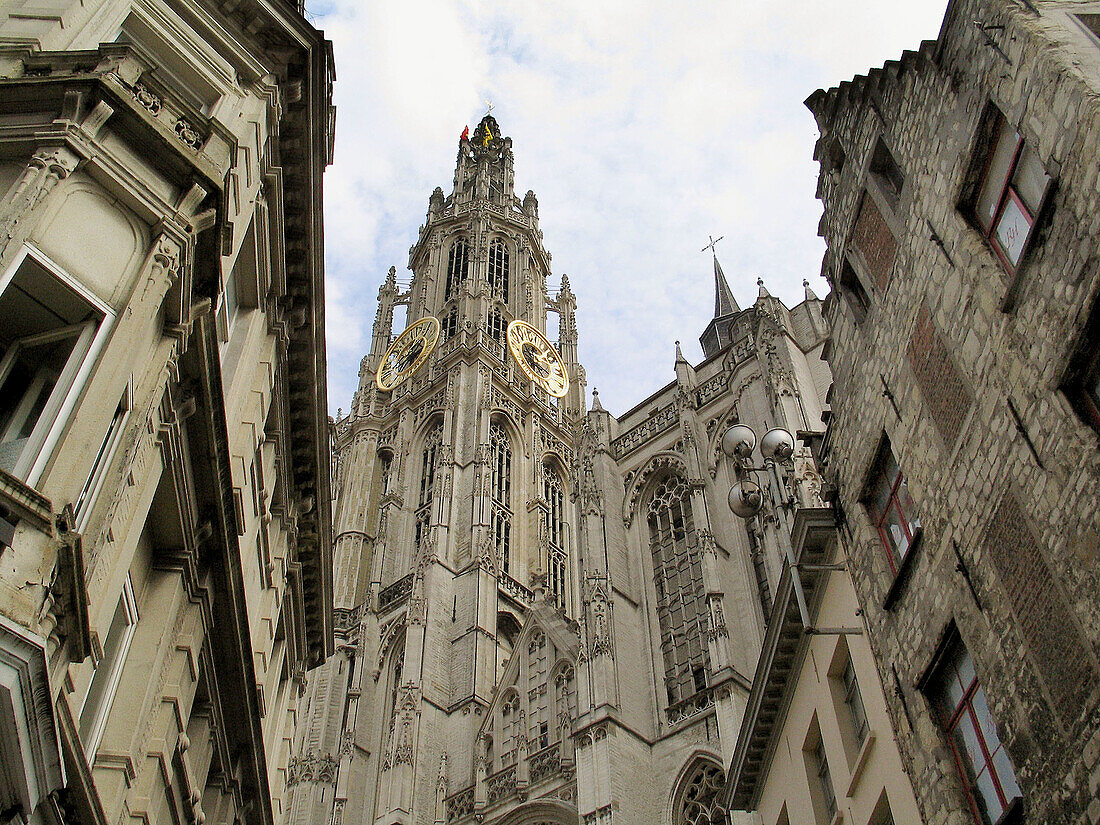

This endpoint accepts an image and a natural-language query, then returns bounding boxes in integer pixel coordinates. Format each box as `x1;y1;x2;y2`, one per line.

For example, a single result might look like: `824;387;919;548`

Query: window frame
970;108;1052;277
925;635;1022;825
1060;293;1100;435
863;440;921;576
74;380;133;530
0;244;115;486
78;573;138;761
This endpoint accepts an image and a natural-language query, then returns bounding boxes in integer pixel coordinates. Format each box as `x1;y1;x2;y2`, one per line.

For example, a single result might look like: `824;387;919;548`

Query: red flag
460;126;469;141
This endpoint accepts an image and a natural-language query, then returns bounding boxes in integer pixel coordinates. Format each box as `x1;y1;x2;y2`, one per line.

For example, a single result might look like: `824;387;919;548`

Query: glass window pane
994;195;1032;265
991;745;1021;801
880;504;910;562
973;766;1002;825
1012;143;1049;214
953;715;985;771
976;123;1018;229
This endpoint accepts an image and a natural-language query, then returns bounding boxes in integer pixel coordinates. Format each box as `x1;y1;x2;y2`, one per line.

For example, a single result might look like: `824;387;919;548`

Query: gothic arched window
488;307;506;345
445;238;469;300
488;239;509;302
544;465;567;608
672;759;726;825
442;305;458;342
528;632;549;751
489;421;513;574
499;692;518;767
553;664;576;738
415;424;443;549
648;474;710;707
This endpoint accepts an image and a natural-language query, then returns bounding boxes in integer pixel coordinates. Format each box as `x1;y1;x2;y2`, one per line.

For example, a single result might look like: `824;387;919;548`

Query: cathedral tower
288;116;832;825
287;115;586;825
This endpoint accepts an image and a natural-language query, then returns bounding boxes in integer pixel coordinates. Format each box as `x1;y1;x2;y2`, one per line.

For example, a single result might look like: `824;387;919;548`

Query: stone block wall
807;1;1100;823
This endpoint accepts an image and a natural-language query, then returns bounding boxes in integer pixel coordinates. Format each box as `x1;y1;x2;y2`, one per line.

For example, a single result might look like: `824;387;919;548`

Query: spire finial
675;340;687;364
804;278;819;301
591;388;604;411
484;99;494;117
702;235;724;256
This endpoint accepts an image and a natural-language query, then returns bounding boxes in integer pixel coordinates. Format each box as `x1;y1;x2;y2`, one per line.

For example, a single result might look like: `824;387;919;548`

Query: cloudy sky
309;0;947;417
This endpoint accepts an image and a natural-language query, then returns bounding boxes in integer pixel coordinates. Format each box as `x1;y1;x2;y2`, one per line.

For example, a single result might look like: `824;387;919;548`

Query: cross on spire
701;234;724;256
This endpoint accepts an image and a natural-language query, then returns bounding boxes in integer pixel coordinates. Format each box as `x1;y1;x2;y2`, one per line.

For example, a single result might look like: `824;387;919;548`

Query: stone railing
665;684;719;726
611;402;679;458
498;572;533;603
376;573;413;614
445;786;474;823
528;742;561;784
486;764;517;805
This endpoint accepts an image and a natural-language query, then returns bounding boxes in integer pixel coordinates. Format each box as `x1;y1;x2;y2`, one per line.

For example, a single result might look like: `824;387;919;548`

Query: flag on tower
460;126;469;141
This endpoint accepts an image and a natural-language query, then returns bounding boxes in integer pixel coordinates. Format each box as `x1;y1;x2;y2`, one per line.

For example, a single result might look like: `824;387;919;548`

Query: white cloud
312;0;947;415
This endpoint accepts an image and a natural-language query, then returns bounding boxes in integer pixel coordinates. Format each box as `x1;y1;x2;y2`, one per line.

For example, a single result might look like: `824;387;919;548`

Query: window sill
883;528;923;611
845;732;876;798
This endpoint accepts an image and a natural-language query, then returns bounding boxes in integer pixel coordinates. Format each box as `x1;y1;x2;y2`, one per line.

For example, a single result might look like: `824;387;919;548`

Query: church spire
699;235;742;359
712;254;739;316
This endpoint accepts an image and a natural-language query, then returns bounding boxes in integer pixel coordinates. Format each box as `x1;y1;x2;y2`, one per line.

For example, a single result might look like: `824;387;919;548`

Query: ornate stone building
0;2;334;825
288;115;834;825
806;1;1100;823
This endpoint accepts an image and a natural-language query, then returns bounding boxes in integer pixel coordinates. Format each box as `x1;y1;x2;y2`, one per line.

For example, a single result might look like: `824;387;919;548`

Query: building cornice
722;507;838;812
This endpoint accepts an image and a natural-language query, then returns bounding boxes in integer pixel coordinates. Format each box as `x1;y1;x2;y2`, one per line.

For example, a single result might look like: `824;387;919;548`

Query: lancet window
488;238;509;302
544;465;568;608
499;693;518;766
488;307;507;345
442;305;458;342
528;632;549;751
489;421;513;574
554;664;577;734
445;238;469;301
648;474;710;707
415;424;442;549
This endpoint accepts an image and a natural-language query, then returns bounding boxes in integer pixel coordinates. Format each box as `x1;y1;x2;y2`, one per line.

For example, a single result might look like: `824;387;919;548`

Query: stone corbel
0;144;81;257
42;505;91;665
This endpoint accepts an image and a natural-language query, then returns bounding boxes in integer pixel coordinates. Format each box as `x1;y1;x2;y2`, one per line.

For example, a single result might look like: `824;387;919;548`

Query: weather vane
485;99;494;116
702;235;724;256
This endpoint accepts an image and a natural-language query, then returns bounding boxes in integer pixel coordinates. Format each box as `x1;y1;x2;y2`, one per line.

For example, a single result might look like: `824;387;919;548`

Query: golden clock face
506;320;569;398
376;316;440;391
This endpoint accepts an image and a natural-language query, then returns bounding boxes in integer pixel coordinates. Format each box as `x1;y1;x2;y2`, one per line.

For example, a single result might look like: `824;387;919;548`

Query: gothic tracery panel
648;474;710;707
673;759;726;825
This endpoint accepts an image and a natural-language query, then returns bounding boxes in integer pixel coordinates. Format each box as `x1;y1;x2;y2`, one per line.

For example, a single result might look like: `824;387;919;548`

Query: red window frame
932;645;1021;825
866;448;920;574
975;113;1049;274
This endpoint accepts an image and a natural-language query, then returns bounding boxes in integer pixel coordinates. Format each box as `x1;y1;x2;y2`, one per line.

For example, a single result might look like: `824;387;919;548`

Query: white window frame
0;245;115;487
74;379;133;531
78;574;138;761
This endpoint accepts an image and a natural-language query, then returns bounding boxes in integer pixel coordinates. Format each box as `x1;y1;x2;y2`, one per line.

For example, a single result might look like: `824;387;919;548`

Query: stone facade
289;117;834;825
0;3;334;825
806;1;1100;824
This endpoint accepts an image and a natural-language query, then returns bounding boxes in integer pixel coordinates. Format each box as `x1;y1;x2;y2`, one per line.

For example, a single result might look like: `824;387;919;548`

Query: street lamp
721;423;811;625
722;425;796;519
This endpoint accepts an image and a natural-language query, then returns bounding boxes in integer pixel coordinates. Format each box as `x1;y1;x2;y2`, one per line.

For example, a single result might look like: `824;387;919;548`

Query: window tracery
489;421;513;574
488;238;509;302
544;465;567;608
554;664;576;733
445;238;469;300
648;474;710;706
441;305;458;343
528;632;549;751
416;424;443;549
673;760;726;825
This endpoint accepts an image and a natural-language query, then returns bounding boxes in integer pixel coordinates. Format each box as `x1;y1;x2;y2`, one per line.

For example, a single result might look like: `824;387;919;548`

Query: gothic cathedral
285;115;831;825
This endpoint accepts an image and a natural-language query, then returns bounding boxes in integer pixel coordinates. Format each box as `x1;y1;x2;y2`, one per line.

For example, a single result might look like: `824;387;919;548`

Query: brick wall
850;193;897;291
907;303;973;449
